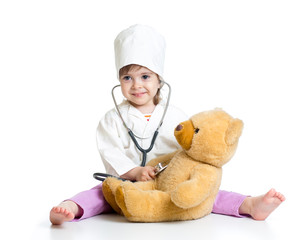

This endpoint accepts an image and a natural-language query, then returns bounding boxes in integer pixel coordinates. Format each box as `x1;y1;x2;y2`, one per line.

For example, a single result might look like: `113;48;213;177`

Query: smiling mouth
132;92;146;97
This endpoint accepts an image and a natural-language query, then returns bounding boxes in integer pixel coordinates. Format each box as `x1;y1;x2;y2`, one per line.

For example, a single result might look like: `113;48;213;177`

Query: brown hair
119;64;161;105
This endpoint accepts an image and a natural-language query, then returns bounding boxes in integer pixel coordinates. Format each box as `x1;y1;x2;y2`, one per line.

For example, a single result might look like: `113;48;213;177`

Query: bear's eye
195;128;199;134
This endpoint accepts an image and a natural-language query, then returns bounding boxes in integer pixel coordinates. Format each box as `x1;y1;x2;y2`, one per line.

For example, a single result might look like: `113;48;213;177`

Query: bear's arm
171;164;222;209
146;150;180;167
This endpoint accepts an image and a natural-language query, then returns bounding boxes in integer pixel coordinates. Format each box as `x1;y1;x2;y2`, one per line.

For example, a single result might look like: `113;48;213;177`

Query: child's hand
120;166;156;181
134;166;156;181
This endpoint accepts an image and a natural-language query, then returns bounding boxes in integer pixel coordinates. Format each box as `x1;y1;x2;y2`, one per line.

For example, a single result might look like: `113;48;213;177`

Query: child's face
120;66;160;113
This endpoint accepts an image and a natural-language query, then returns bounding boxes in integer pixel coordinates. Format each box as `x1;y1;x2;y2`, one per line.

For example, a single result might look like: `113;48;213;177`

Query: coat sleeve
96;111;138;176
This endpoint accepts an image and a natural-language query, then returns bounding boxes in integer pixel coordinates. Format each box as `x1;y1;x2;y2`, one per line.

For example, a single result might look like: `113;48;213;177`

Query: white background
0;0;299;239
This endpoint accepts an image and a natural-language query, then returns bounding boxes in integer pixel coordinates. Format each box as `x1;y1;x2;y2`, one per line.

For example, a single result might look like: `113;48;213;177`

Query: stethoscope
93;81;171;182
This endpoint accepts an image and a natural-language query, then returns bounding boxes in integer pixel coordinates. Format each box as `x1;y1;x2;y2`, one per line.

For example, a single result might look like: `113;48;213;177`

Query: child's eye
142;75;150;80
122;76;131;81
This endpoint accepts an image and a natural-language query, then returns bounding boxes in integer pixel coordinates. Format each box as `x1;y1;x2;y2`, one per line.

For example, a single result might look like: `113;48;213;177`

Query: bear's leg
102;177;124;215
115;181;176;222
113;180;156;218
131;180;155;191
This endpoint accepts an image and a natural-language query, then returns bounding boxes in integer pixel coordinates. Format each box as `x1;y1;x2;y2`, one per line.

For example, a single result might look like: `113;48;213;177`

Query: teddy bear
102;108;243;222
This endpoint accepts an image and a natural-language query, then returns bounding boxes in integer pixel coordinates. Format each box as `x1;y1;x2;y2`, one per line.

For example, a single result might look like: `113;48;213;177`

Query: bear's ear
225;118;243;145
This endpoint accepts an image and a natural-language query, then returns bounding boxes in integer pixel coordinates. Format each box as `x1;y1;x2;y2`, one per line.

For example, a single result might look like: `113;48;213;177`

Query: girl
50;25;285;225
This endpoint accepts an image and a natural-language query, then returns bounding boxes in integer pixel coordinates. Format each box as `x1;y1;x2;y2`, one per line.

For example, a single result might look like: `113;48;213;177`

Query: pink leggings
68;184;248;221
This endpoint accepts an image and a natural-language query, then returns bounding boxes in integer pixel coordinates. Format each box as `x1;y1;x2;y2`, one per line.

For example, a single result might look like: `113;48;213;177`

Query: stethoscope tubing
93;173;129;182
128;130;159;167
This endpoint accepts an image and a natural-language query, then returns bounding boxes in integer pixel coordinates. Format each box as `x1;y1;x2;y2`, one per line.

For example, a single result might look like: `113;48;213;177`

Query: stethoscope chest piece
154;162;168;175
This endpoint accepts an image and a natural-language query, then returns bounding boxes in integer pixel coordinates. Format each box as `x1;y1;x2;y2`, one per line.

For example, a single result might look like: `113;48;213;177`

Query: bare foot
239;188;285;220
50;201;79;225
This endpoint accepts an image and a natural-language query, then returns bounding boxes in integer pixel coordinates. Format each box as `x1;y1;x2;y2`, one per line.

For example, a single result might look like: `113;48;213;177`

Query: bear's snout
174;120;195;150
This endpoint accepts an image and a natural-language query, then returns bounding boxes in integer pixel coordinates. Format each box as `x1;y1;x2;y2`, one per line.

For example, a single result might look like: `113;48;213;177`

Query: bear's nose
176;124;183;131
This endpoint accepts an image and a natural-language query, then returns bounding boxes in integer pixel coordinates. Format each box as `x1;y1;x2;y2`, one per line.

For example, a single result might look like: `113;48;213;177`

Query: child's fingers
148;167;156;179
137;166;156;181
140;174;151;181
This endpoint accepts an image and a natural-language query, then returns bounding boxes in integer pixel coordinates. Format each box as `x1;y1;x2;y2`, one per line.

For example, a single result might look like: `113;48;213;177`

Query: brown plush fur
102;109;243;222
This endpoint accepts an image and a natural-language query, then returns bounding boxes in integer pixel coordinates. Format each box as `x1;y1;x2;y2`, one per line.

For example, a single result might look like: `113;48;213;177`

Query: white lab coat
96;100;187;176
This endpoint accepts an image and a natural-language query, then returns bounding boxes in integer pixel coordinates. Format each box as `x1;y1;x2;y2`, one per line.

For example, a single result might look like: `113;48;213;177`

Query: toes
62;208;70;216
267;188;276;196
57;207;65;214
271;189;286;202
52;206;70;216
277;192;286;202
52;207;60;213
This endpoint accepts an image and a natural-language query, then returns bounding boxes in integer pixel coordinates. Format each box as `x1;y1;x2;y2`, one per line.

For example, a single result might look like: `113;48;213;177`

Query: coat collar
117;100;167;138
118;100;166;120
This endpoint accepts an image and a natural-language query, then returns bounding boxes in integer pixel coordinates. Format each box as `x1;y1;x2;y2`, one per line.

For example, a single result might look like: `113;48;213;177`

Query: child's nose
132;79;143;88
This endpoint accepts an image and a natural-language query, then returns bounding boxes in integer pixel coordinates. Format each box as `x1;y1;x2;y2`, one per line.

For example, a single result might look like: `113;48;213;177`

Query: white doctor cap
114;24;166;80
